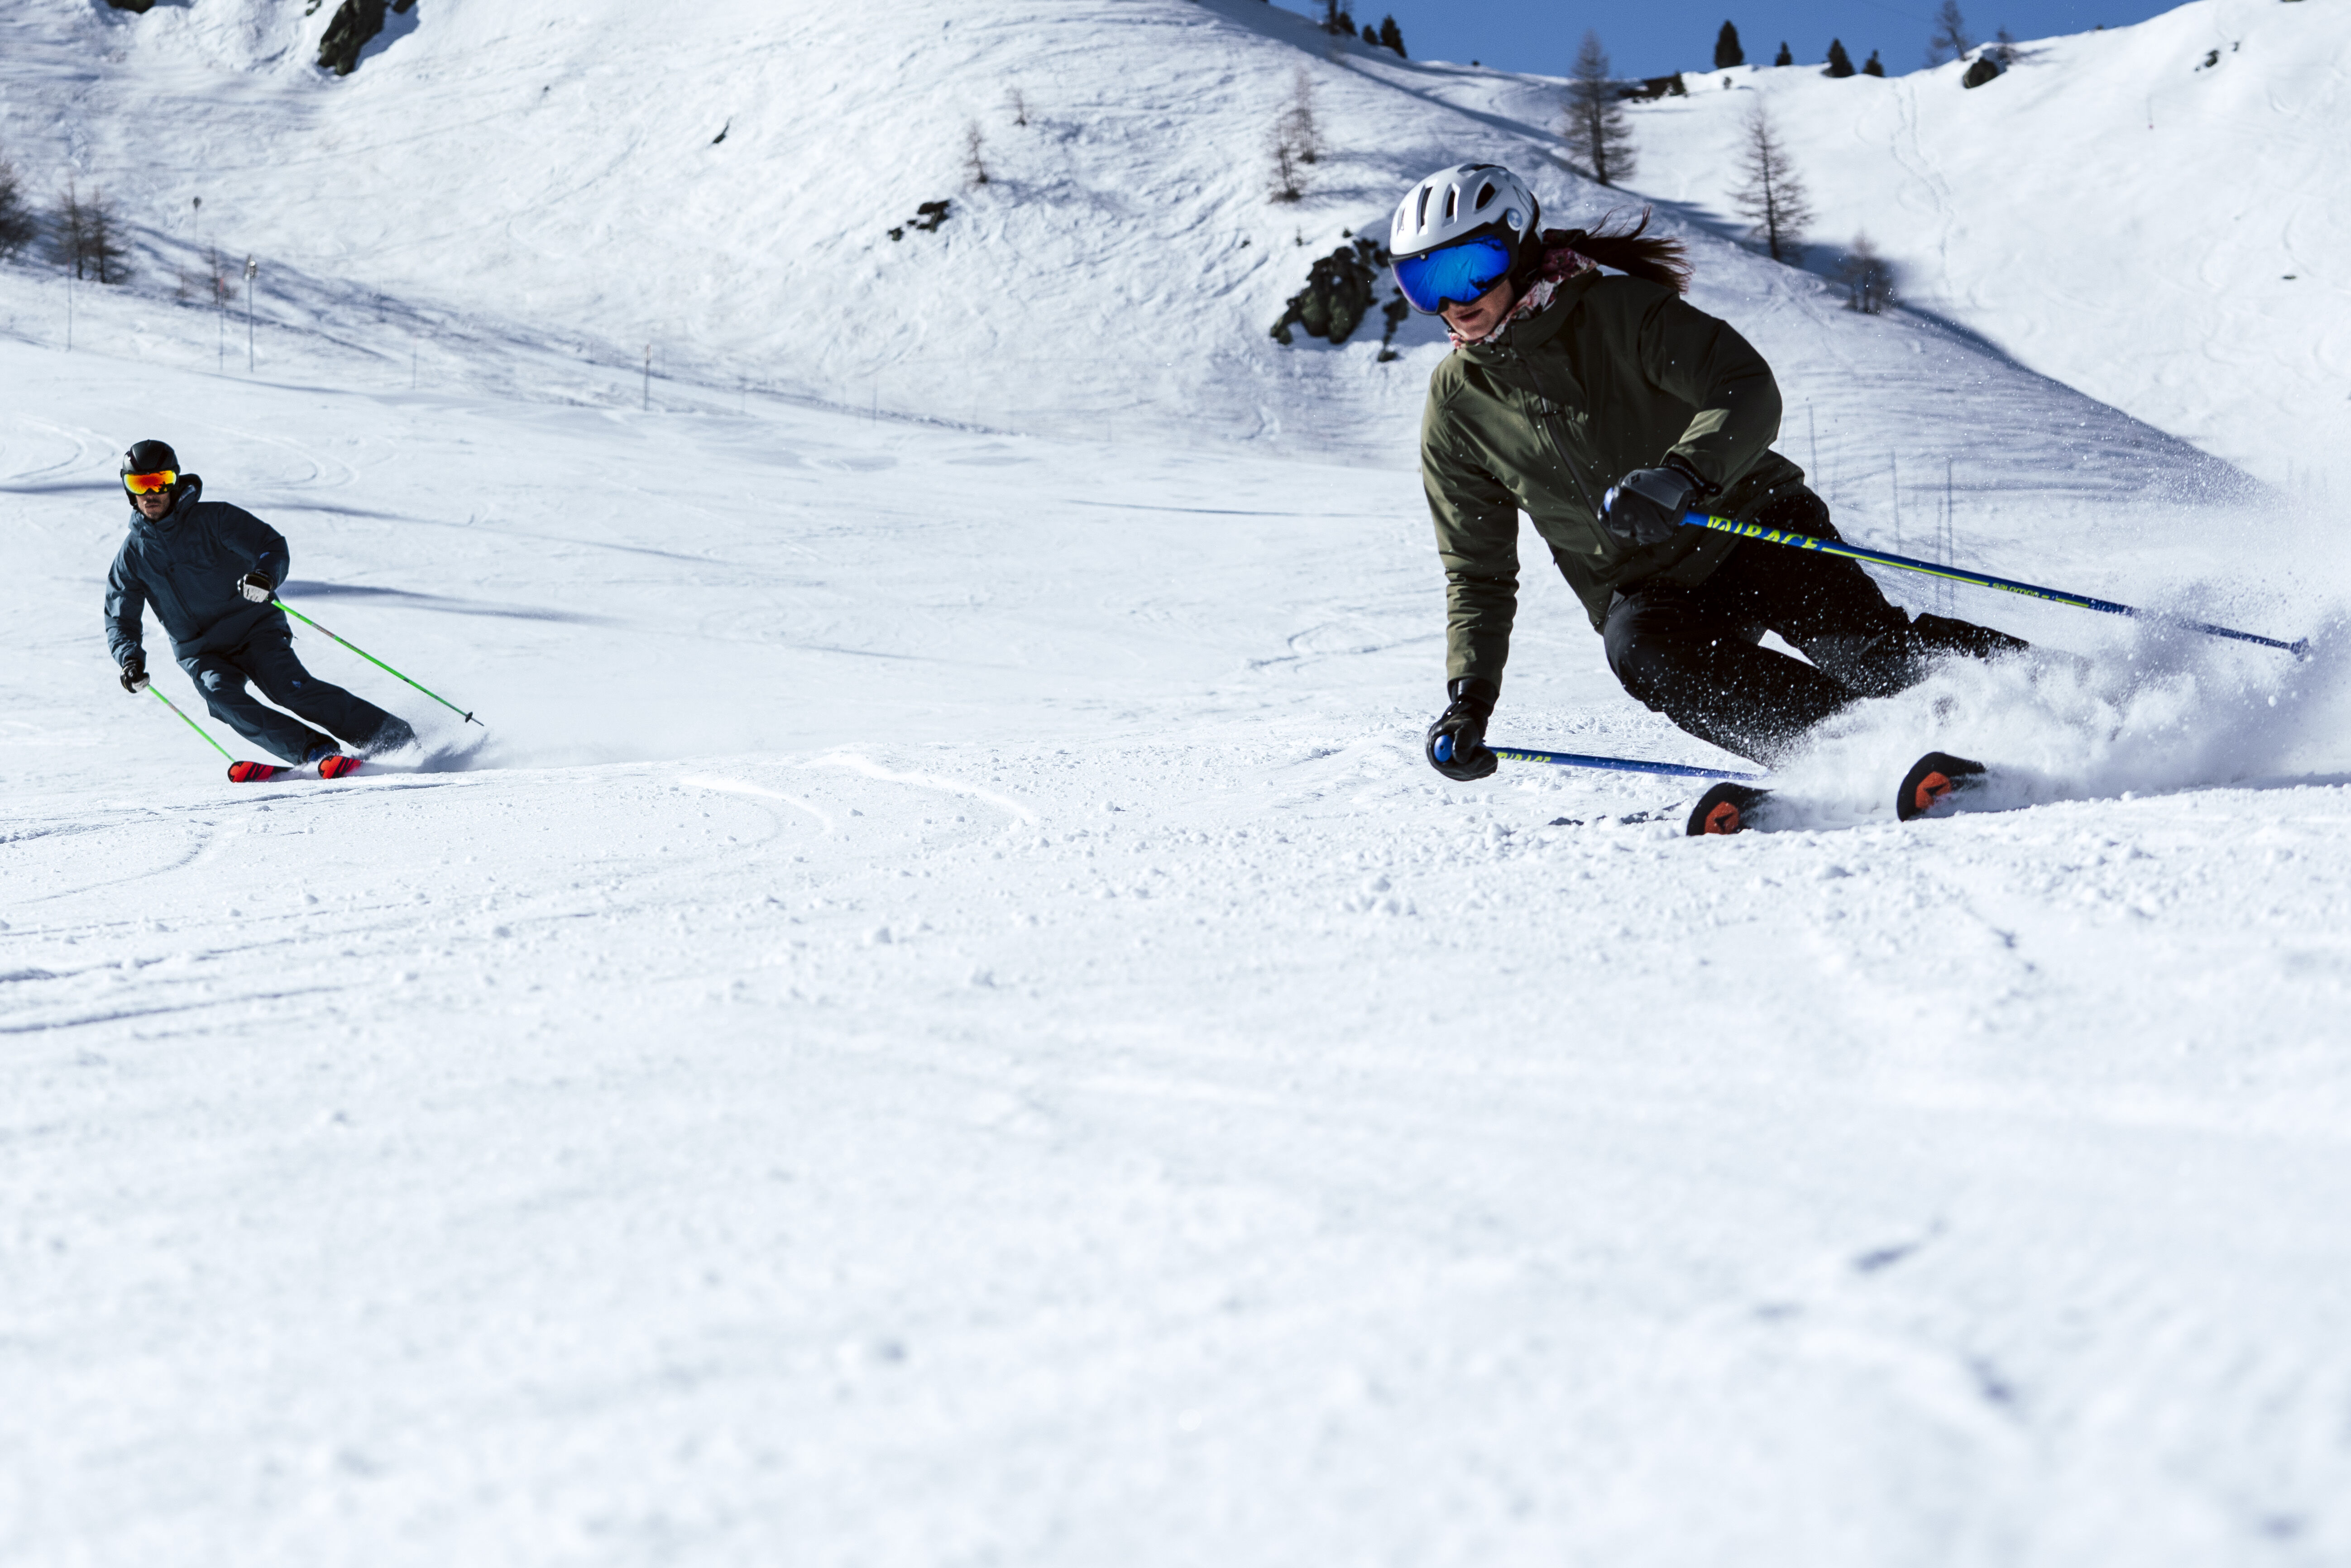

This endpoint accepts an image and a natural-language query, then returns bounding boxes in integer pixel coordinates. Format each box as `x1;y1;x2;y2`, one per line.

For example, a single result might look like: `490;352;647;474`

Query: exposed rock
1962;54;2003;88
887;200;951;242
1270;238;1381;347
1618;75;1688;102
1269;236;1413;359
318;0;414;78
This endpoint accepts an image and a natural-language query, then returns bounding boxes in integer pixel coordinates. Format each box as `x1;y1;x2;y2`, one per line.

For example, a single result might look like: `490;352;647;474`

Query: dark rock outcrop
318;0;414;78
1269;236;1411;359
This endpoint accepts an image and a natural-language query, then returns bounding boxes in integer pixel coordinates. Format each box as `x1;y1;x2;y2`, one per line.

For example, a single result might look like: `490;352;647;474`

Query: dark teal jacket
104;477;292;666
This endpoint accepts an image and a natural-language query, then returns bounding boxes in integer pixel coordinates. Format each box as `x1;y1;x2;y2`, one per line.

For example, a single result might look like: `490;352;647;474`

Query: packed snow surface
5;0;2351;1563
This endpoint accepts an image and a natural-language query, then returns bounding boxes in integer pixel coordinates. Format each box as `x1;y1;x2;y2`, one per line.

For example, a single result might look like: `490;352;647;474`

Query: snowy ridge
0;0;2306;488
1608;0;2351;492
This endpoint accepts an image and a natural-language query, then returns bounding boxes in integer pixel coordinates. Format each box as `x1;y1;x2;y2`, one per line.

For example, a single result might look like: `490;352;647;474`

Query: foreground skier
105;440;416;771
1396;164;2024;810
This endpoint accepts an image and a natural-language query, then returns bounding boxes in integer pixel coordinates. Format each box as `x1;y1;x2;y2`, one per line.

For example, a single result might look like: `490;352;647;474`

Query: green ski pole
273;597;485;726
150;685;310;784
149;686;236;762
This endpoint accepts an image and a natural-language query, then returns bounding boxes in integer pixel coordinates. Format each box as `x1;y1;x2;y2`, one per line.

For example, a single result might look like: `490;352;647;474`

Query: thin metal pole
244;256;257;373
1488;744;1765;782
1681;512;2308;655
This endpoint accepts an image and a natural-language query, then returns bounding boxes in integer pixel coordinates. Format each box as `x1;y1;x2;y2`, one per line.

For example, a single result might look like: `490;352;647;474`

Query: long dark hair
1547;207;1692;294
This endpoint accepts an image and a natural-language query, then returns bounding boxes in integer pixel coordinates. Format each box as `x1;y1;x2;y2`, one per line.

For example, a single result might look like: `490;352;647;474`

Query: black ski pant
180;627;413;764
1599;490;2025;767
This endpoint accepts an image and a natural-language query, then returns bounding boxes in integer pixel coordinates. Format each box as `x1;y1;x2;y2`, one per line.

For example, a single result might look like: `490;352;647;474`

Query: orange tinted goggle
124;470;178;495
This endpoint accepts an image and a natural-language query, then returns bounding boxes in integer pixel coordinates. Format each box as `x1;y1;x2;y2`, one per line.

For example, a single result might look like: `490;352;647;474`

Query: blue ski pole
1681;512;2309;657
1435;735;1766;782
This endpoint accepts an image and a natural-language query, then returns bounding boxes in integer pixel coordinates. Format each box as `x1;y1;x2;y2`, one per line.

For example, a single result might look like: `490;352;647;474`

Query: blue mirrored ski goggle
1393;233;1517;314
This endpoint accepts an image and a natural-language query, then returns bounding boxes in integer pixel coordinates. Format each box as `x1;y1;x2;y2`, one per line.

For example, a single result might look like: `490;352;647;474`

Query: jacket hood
126;473;205;534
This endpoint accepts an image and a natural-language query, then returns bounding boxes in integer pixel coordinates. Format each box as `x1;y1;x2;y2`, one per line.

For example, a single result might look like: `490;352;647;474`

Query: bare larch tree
1730;104;1813;263
49;179;133;284
1269;68;1321;203
1925;0;1974;65
0;157;38;259
1563;32;1636;188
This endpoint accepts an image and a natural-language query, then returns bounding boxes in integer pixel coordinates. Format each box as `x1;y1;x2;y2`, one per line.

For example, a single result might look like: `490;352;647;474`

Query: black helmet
122;439;180;480
121;440;188;509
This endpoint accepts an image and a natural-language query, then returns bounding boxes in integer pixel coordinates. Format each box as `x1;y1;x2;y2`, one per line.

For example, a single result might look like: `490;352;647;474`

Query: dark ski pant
181;628;412;764
1601;491;2025;767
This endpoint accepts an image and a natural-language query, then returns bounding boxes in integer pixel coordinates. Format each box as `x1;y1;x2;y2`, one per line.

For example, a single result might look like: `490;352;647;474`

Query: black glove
1600;462;1703;547
120;652;149;694
238;571;275;604
1425;676;1498;781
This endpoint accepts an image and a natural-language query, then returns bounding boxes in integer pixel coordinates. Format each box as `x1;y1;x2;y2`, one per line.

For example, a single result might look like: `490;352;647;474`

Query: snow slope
7;0;2351;1563
1603;0;2351;492
10;325;2351;1568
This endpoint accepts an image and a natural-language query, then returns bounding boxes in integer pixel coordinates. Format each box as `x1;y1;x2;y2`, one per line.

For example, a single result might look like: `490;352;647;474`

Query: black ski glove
1426;676;1499;781
238;571;275;605
1600;460;1705;547
120;652;149;694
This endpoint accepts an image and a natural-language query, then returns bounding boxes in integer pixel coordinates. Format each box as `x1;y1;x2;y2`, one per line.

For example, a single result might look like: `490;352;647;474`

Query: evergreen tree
1562;31;1636;188
1377;14;1406;57
1863;49;1886;76
1773;41;1793;66
1825;39;1855;76
1730;104;1812;263
1714;21;1743;69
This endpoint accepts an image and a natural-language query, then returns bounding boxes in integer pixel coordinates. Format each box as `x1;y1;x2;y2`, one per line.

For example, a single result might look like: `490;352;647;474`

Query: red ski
226;755;364;783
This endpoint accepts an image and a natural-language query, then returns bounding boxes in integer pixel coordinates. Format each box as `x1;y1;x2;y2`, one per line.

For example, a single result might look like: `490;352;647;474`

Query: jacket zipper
1531;392;1603;523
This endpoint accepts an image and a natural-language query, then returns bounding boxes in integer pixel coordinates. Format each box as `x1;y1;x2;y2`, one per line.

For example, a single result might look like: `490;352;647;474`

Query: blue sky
1281;0;2184;79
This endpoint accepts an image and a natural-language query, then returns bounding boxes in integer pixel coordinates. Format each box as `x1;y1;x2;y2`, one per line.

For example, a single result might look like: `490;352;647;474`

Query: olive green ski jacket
1420;269;1809;688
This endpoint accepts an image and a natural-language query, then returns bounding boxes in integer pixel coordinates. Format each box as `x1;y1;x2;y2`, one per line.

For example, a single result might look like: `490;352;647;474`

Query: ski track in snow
4;0;2351;1563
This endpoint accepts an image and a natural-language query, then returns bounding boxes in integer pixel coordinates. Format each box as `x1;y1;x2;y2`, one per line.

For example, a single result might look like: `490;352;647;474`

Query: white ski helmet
1389;163;1540;261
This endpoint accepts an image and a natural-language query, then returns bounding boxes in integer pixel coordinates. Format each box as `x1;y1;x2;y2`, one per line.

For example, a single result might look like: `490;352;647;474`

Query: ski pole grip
1433;734;1455;762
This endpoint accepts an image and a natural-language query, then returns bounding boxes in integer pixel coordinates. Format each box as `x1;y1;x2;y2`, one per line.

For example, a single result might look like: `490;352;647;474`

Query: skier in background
1393;164;2025;785
105;440;416;770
